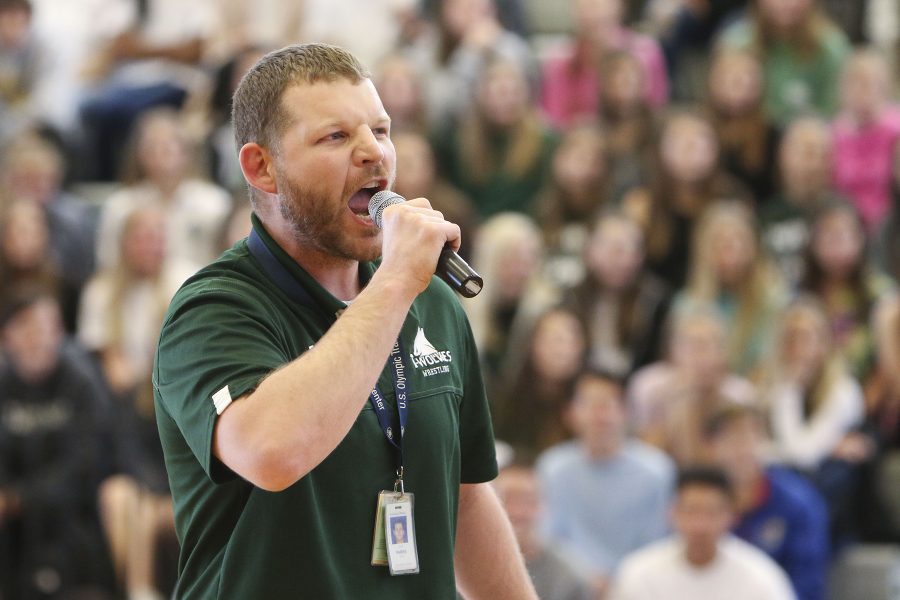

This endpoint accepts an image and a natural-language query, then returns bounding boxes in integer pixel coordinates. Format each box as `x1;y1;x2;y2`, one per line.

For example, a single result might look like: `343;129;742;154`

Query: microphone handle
437;246;483;298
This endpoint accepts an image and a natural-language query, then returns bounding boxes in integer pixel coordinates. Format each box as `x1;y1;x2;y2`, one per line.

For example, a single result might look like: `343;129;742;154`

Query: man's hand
377;198;461;297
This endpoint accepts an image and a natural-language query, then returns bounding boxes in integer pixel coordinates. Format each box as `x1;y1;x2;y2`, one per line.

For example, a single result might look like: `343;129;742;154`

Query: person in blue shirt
707;403;830;600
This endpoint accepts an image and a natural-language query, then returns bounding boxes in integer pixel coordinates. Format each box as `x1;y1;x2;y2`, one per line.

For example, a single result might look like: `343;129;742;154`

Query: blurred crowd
0;0;899;598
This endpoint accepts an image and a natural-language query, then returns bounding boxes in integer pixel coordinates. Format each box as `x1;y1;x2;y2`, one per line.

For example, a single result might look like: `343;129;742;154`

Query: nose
353;127;386;166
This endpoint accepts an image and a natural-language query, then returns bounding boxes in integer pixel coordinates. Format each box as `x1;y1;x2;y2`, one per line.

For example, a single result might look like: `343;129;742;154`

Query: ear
239;143;278;195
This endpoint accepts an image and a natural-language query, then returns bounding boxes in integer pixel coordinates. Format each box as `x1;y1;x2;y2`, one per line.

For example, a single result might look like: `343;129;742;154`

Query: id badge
371;491;392;566
384;492;419;575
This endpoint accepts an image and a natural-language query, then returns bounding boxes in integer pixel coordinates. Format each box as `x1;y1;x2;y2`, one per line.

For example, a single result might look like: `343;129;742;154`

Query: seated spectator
540;0;668;128
610;466;796;600
675;201;787;378
706;49;779;202
78;0;217;180
598;51;657;194
433;56;556;218
373;53;429;135
493;464;593;600
759;117;838;288
832;48;900;231
765;296;867;541
0;198;76;322
492;307;587;460
534;122;613;272
464;212;560;389
391;130;477;259
205;45;269;192
95;108;231;272
628;306;757;465
0;285;115;599
801;199;894;378
565;211;670;379
854;294;900;541
79;205;187;600
707;404;830;600
404;0;535;131
622;110;746;289
1;132;98;327
537;371;674;595
0;0;54;141
718;0;850;125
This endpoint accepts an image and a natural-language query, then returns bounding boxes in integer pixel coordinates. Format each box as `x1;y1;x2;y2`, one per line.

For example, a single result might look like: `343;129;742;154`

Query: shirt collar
250;212;377;321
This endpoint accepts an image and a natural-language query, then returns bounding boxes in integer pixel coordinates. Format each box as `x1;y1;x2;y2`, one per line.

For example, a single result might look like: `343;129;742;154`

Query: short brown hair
232;43;370;153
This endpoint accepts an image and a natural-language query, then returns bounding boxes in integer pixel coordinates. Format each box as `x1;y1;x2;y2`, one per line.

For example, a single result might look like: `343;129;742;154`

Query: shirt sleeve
456;301;498;484
153;279;296;482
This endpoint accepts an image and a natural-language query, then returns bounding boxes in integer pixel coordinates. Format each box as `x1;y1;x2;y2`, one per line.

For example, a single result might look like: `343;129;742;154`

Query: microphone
368;190;483;298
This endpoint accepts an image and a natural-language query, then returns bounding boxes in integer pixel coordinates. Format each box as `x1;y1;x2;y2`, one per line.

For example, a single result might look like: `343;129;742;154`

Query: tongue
348;189;373;215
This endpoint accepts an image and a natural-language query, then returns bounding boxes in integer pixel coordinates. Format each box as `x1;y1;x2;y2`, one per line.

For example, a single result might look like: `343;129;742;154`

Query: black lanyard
247;228;410;476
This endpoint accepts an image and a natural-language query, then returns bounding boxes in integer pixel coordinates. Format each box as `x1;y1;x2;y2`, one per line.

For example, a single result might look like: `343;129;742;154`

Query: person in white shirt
610;466;796;600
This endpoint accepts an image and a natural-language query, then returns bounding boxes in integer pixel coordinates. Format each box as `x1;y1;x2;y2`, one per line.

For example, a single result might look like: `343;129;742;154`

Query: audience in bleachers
1;0;899;596
565;211;670;379
494;463;594;600
537;371;673;597
706;403;830;600
629;305;757;466
609;466;797;600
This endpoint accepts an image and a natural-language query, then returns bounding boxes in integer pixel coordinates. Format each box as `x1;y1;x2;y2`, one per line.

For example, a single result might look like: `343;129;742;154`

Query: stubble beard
277;174;382;263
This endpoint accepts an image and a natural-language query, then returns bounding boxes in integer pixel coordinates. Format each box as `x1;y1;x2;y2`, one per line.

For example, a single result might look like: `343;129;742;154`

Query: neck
685;543;718;568
259;210;362;301
733;470;763;513
583;436;622;460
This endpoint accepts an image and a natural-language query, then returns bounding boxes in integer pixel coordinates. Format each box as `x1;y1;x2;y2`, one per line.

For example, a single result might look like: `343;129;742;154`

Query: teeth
363;182;380;189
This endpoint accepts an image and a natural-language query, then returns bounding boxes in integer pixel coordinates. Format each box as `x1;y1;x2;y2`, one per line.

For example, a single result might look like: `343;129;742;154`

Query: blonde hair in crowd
686;201;781;372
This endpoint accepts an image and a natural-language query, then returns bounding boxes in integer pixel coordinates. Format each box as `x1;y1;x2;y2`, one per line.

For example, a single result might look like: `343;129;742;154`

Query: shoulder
619;537;680;575
720;536;795;595
536;441;583;476
622;440;676;484
164;244;269;321
178;180;232;211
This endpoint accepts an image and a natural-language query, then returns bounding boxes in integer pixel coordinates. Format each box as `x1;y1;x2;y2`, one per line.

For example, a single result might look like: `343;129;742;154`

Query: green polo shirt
152;216;498;599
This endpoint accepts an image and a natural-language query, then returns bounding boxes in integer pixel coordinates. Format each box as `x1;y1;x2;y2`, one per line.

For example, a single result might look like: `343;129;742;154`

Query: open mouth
348;179;387;224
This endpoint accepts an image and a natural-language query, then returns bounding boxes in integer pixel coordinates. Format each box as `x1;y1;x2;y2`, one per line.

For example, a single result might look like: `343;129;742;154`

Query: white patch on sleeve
212;386;233;415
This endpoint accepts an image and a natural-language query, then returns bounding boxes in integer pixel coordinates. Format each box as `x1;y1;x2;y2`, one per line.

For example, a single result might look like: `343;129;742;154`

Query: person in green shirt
152;43;537;600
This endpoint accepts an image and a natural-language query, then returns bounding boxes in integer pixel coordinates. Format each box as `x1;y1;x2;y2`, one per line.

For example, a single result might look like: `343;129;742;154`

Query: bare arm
455;483;538;600
213;200;459;491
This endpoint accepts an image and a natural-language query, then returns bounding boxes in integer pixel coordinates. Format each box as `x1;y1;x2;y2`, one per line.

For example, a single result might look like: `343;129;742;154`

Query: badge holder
371;469;419;575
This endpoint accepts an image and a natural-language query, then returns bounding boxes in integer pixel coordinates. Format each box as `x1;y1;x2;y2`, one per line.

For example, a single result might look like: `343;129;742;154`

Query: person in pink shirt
540;0;668;129
832;48;900;231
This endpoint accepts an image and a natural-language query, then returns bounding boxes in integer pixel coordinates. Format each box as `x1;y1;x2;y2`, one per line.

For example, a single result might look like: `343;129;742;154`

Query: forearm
213;271;416;491
454;483;537;600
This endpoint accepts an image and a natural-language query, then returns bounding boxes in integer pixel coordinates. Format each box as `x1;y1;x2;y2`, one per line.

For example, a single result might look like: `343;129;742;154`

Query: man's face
2;299;63;382
271;78;395;263
711;416;765;486
567;377;626;444
392;520;406;543
494;467;541;542
672;485;734;556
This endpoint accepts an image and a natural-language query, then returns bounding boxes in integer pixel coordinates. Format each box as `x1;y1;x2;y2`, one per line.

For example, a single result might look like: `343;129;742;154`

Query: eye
373;126;390;138
319;131;346;143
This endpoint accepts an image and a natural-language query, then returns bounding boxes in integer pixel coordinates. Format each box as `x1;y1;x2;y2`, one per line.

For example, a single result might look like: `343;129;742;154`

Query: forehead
279;78;388;132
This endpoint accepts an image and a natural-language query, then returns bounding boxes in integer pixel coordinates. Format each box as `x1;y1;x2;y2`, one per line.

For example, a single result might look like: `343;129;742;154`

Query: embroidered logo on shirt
409;327;452;377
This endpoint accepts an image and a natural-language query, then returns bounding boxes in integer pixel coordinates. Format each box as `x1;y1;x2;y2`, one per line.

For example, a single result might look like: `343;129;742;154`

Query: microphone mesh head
368;190;405;228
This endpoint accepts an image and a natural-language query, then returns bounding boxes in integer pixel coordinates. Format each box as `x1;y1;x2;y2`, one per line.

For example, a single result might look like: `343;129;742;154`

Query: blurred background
0;0;899;598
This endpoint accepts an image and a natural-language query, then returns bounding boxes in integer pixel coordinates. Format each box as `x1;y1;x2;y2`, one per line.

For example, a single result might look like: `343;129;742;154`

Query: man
152;43;536;599
707;404;830;600
493;463;593;600
536;370;673;595
391;518;408;544
0;285;114;599
610;467;797;600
